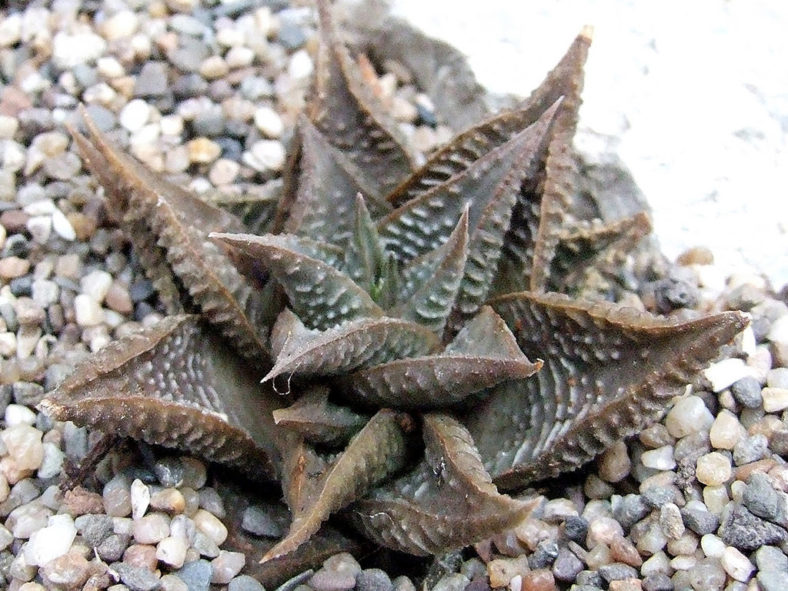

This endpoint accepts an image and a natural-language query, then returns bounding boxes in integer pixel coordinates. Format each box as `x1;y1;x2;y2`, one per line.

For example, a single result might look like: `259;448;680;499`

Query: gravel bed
1;2;787;591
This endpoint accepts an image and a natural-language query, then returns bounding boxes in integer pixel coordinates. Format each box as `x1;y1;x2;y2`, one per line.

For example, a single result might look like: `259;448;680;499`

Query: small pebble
721;546;755;582
665;396;714;437
696;452;732;486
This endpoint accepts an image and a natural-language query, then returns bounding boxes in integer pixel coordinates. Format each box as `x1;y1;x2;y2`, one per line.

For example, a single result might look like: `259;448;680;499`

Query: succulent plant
42;0;746;575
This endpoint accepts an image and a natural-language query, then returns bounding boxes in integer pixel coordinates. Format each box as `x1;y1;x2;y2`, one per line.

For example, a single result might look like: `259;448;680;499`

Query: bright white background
388;0;788;288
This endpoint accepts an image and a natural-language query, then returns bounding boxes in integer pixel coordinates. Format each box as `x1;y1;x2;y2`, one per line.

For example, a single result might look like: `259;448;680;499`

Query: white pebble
288;49;313;79
0;332;15;356
702;485;730;515
26;216;51;244
7;503;52;538
245;140;286;172
5;404;37;427
226;46;254;69
52;31;107;69
160;114;184;136
130;478;150;520
253;106;284;138
709;409;745;449
73;294;104;327
193;509;228;546
80;270;113;303
762;387;788;413
102;9;139;41
209;159;240;186
1;424;44;470
23;514;76;566
96;56;125;78
0;13;22;47
696;452;732;486
211;550;245;584
640;445;676;470
156;535;189;568
704;358;756;392
51;208;76;241
23;198;56;215
119;99;152;133
767;314;788;345
665;395;714;438
37;442;65;480
721;546;754;582
700;533;725;558
0;524;12;551
133;513;170;544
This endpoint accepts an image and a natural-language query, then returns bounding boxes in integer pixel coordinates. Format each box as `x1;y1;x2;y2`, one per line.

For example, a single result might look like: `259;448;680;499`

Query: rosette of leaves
42;0;747;570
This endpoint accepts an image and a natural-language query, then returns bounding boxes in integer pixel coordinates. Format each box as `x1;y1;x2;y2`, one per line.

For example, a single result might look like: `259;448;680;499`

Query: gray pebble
430;573;469;591
391;576;416;591
598;562;638;583
754;545;788;572
168;37;210;73
113;562;162;591
277;22;306;50
75;513;114;546
176;559;212;591
552;547;584;582
642;573;673;591
239;76;273;101
198;487;224;518
642;486;676;509
355;568;393;591
97;533;130;562
529;539;558;569
681;506;719;535
564;515;588;544
731;376;763;408
63;421;88;460
743;472;782;522
733;433;768;465
154;457;184;487
83;104;117;131
134;61;170;97
719;504;787;550
173;73;209;99
770;429;788;456
242;505;283;538
575;570;604;587
759;570;787;591
12;381;44;405
192;109;226;137
228;574;266;591
689;557;725;590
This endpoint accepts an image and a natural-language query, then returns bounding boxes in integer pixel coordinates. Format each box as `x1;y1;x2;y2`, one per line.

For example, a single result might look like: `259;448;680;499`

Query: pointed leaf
40;315;283;480
72;111;272;358
349;413;538;555
468;291;748;489
273;388;368;446
281;117;388;243
391;208;469;334
309;0;413;197
344;194;387;292
263;409;410;562
264;316;441;382
378;103;556;263
548;212;652;292
212;232;382;330
340;307;540;409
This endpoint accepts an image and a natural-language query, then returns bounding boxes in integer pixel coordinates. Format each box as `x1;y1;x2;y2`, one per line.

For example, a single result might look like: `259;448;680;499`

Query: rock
742;472;782;522
187;137;221;164
135;62;169;97
733;433;768;465
552;547;583;582
704;358;755;393
598;440;630;482
695;452;732;486
659;503;684;540
245;139;286;172
731;376;762;408
52;31;107;69
1;424;44;471
75;514;114;546
241;504;283;538
762;387;788;412
640;446;676;470
228;574;266;591
119;99;151;132
193;509;227;545
133;512;170;544
720;546;754;582
176;559;212;591
719;504;787;550
211;551;245;584
23;514;77;566
681;506;718;536
356;568;393;591
114;562;162;591
157;536;188;568
665;396;714;437
709;409;745;449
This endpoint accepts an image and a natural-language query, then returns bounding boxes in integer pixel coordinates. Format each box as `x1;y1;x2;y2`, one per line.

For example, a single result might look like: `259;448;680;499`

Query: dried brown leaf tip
42;0;747;570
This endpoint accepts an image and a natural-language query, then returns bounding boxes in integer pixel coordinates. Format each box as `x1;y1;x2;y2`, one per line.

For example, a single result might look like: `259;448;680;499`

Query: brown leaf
263;409;410;562
350;413;538;555
40;316;282;480
470;291;748;489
